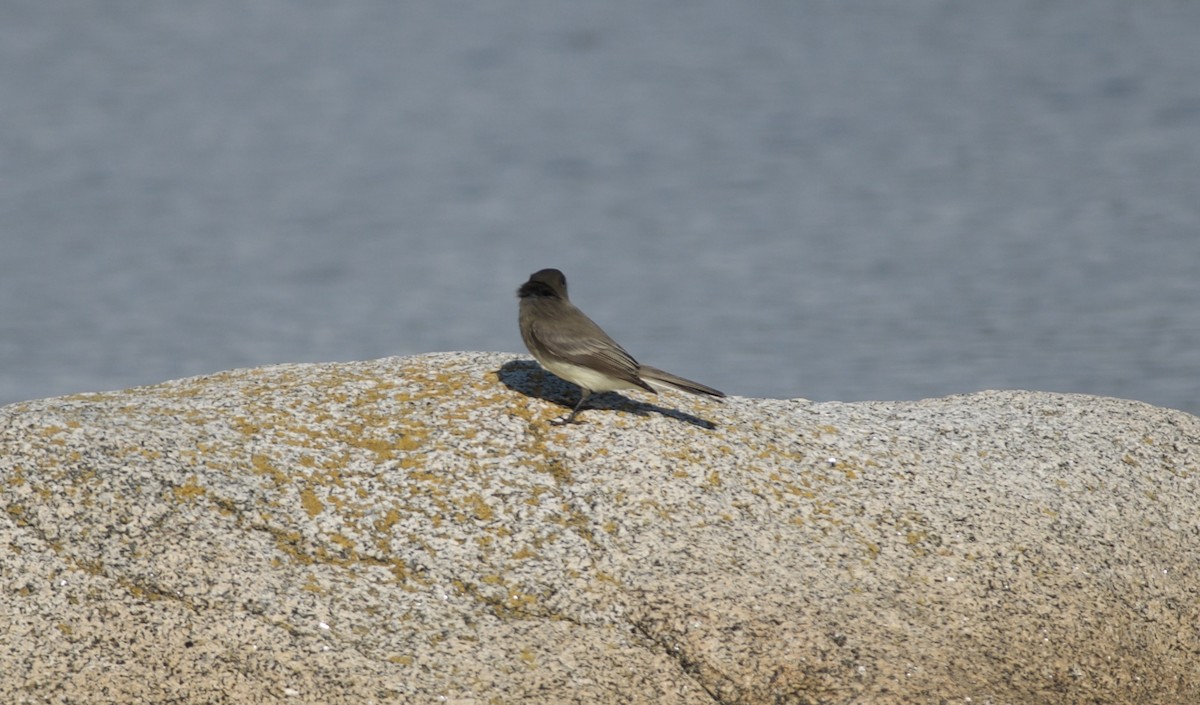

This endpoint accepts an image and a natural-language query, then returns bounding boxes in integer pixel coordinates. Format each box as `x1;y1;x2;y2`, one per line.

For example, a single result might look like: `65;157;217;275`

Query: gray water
3;1;1199;415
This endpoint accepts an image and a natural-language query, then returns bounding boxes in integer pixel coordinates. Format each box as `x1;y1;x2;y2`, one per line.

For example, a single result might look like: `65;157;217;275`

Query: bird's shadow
498;360;718;430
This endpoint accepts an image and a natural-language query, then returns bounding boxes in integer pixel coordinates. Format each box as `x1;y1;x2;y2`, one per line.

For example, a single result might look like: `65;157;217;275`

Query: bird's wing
530;308;654;392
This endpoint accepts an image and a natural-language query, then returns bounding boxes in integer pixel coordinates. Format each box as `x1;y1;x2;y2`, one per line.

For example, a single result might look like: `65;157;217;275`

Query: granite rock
1;352;1197;704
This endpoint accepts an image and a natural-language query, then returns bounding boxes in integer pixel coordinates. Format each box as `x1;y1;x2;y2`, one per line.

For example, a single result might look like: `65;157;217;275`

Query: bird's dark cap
518;268;568;300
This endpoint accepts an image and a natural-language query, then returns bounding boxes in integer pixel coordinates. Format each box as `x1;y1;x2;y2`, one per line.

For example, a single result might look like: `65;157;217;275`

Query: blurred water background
3;1;1198;414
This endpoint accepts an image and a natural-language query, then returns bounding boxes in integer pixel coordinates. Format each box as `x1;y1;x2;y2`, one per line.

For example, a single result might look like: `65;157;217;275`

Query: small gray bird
517;268;724;424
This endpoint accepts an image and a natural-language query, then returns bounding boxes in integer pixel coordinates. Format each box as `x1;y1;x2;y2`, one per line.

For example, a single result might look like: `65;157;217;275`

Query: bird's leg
554;389;591;425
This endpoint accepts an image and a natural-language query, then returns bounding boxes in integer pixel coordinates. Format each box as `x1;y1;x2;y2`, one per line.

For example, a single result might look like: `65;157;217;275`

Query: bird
517;268;724;424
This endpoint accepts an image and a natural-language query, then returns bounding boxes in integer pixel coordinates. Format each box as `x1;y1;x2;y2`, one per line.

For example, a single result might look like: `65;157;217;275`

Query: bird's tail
638;366;725;398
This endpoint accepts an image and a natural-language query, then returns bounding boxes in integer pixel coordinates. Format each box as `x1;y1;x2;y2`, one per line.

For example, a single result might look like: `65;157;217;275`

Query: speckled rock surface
1;352;1198;704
